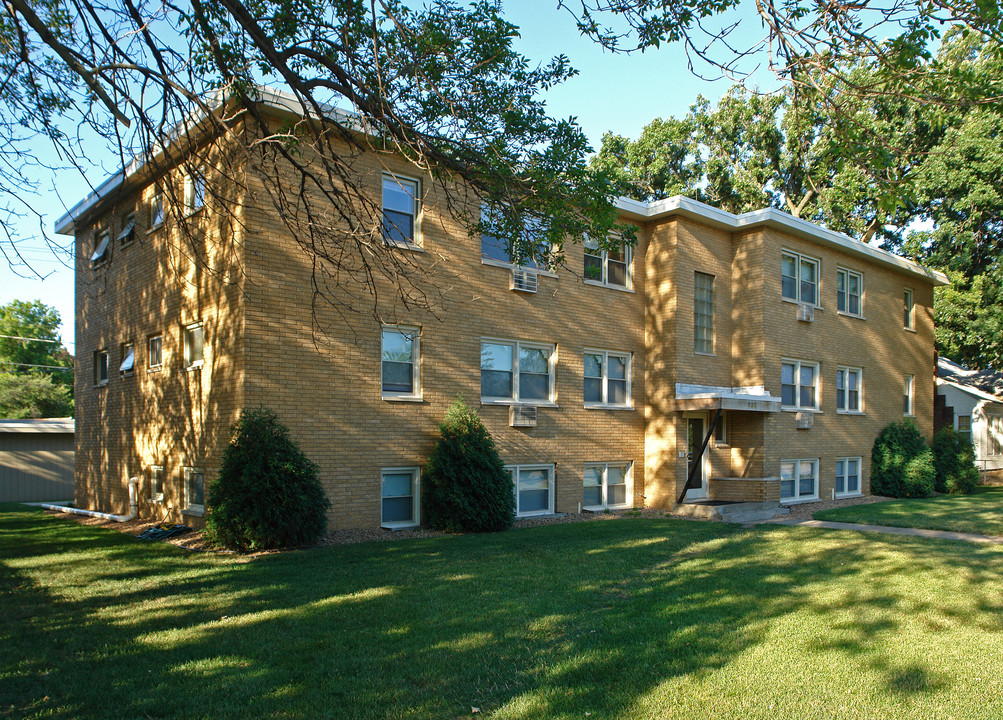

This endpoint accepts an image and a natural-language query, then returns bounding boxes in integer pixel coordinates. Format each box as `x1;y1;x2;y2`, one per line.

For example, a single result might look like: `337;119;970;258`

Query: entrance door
685;415;709;500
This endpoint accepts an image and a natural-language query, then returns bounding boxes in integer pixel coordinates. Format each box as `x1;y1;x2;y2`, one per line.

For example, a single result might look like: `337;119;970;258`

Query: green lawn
815;486;1003;536
4;504;1003;719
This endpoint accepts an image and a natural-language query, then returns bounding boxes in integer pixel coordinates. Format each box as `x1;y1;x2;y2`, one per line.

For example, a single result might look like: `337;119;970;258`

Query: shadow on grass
2;504;1001;719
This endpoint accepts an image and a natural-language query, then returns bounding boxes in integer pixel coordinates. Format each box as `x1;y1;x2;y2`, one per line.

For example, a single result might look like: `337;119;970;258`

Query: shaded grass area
3;503;1003;719
815;486;1003;536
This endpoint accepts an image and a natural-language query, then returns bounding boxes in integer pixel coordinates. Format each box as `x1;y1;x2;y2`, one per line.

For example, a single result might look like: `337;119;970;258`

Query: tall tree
0;300;73;387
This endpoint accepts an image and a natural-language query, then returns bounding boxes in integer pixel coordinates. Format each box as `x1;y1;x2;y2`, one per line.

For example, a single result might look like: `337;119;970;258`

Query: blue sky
0;0;772;353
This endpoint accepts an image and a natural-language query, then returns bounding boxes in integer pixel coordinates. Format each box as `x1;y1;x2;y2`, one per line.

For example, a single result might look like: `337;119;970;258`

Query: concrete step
675;501;789;524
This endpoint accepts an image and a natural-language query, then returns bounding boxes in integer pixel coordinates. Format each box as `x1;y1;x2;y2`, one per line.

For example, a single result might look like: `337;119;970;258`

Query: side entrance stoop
675;500;790;524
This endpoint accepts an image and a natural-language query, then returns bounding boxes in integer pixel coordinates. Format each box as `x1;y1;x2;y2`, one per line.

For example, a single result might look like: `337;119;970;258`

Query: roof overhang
617;195;949;287
671;384;781;412
936;378;1003;405
0;418;74;434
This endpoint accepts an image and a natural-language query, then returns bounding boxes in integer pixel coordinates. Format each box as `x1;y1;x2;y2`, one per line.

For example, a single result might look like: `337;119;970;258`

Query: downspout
41;477;139;523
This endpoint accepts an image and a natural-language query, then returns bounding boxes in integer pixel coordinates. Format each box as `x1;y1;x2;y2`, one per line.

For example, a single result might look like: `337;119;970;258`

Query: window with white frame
780;459;818;501
835;457;861;497
781;360;819;410
694;271;715;354
584;234;631;288
903;288;915;329
507;464;554;516
90;229;111;267
903;374;914;416
94;350;109;386
381;327;420;399
583;462;632;510
381;467;420;527
185;170;206;213
382;174;420;246
713;412;728;445
481;340;554;403
837;268;862;316
120;342;135;377
958;415;972;443
184;323;204;369
583;350;630;407
148;334;163;370
836;366;861;413
118;212;136;247
151;191;164;228
988;415;1003;456
184;467;204;514
781;251;819;305
150;465;164;502
480;206;552;270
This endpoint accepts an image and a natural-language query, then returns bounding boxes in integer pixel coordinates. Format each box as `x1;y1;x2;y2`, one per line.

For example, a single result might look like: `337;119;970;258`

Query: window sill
584;403;634;411
837;311;865;321
387;240;424;253
694;351;716;357
583;504;633;513
147;366;163;374
94;382;108;388
835;492;863;500
780;496;820;506
182;506;204;517
837;410;865;416
481;399;558;408
781;297;822;310
381;522;419;531
382;395;424;403
781;407;822;414
184;362;204;372
583;279;633;293
516;511;561;519
147;223;164;235
481;257;557;278
904;327;917;333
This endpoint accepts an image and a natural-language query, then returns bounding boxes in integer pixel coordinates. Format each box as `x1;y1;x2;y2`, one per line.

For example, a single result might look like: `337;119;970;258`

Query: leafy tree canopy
0;300;72;388
0;371;72;419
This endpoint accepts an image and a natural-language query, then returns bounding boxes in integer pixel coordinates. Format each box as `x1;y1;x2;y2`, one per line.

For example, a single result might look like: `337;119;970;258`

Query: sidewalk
773;518;1003;545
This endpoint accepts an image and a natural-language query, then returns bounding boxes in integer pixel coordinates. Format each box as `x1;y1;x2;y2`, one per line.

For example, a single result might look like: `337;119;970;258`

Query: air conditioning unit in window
797;303;815;322
795;411;814;430
510;405;538;427
511;268;539;294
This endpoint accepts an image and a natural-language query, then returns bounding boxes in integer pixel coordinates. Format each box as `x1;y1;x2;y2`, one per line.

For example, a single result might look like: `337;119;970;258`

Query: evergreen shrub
932;426;979;494
423;398;515;532
870;419;935;498
206;407;330;551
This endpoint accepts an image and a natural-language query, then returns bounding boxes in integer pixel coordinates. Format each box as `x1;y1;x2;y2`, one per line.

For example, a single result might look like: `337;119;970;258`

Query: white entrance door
684;414;710;501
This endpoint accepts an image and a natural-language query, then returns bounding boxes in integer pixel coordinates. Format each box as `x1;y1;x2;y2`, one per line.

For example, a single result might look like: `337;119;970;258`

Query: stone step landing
675;500;789;524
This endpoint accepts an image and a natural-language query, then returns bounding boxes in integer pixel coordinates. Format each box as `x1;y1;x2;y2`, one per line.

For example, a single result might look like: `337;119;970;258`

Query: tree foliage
206;407;330;551
0;300;73;419
422;397;515;532
932;426;979;495
0;371;72;418
871;420;936;499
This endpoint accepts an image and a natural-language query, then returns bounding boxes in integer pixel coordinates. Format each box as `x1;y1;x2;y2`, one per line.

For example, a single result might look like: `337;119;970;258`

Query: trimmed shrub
870;419;935;498
206;407;330;551
932;426;980;494
423;398;515;532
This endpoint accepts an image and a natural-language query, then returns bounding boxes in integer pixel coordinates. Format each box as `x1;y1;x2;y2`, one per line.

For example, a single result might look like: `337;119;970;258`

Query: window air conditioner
511;268;539;293
510;405;538;427
795;411;814;430
797;303;815;322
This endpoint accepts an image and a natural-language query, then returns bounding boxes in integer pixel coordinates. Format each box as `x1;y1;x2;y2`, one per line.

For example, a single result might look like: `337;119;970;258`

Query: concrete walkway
773;518;1003;545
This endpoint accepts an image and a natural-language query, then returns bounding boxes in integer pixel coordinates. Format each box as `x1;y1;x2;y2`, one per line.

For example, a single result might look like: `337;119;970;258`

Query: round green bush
870;419;935;498
206;407;330;551
932;426;979;494
423;398;515;532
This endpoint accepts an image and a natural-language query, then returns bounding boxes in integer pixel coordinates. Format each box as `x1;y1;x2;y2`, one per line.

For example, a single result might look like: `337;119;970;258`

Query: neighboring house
936;357;1003;482
0;418;75;503
56;93;948;529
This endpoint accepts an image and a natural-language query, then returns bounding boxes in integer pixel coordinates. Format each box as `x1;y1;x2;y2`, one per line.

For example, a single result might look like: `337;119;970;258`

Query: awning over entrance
671;384;781;412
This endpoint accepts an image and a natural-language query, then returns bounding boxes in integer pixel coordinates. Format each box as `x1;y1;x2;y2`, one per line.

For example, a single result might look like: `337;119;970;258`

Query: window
781;360;819;410
480;206;553;271
835;457;861;497
713;412;728;445
381;327;420;400
780;459;818;501
904;288;915;329
90;229;111;267
583;463;632;510
989;415;1003;457
781;251;819;305
118;213;136;247
837;268;862;316
93;350;109;386
583;350;631;407
381;467;420;527
185;170;206;213
382;174;419;246
120;342;135;377
836;367;862;413
184;323;204;369
584;234;631;288
148;334;163;370
150;465;164;502
694;271;715;354
904;374;914;416
958;415;972;443
184;467;204;514
507;464;554;516
151;192;164;227
481;340;554;404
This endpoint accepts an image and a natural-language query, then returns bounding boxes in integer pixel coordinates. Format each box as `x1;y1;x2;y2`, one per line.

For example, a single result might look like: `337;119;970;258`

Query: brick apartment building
58;98;948;529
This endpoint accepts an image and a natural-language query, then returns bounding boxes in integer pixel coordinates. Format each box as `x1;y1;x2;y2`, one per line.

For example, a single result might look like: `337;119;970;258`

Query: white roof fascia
615;195;950;286
0;418;75;433
937;377;1003;405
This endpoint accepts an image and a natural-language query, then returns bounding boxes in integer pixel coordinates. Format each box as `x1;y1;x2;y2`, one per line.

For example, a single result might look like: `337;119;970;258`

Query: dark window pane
520;489;549;512
481;233;511;263
780;479;795;498
382;362;413;393
584;377;602;403
481;370;513;398
837;388;845;409
782;385;796;406
608;378;627;405
382;209;413;244
607;483;626;506
849;294;860;316
583;486;602;507
584;254;603;281
382;497;413;523
608;259;627;286
519;373;549;400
